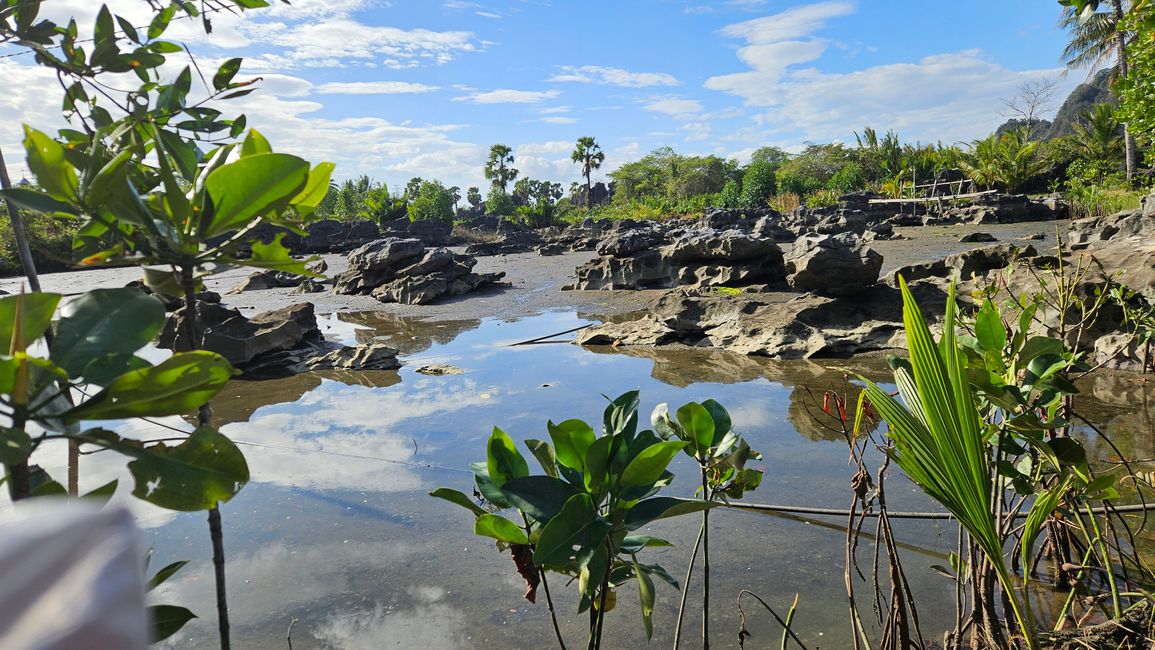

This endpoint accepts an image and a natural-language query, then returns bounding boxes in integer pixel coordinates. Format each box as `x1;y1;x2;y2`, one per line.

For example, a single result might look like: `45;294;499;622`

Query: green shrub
406;179;456;222
485;186;515;216
0;211;82;276
827;161;866;194
805;188;841;208
739;160;777;209
717;179;741;209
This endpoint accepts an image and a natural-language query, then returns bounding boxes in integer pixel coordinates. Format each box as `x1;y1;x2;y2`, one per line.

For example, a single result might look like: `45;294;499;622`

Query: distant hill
995;69;1114;140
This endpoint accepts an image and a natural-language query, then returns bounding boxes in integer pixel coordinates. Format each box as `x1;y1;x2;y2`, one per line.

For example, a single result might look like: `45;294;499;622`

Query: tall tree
466;186;483;210
1060;0;1138;178
484;144;518;192
571;136;606;207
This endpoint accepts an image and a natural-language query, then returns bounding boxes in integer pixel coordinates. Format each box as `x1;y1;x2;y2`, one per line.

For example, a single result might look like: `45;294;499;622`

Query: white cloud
538;106;572;115
705;39;829;103
643;97;703;118
315;81;441;94
453;89;561;104
540;116;578;124
548;65;680;88
258;19;479;69
719;1;855;44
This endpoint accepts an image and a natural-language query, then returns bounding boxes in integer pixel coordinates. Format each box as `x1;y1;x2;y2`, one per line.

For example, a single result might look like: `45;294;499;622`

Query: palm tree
1065;103;1125;170
484;144;518;192
1060;0;1138;178
571;136;605;207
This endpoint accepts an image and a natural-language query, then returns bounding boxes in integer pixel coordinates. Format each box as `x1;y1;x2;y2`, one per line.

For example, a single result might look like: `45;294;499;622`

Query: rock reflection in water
584;345;893;441
335;311;481;355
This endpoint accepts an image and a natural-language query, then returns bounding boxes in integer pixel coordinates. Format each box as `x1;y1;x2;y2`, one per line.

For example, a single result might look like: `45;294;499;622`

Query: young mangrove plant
857;276;1154;649
651;399;763;650
0;289;244;642
1;3;333;647
432;391;718;650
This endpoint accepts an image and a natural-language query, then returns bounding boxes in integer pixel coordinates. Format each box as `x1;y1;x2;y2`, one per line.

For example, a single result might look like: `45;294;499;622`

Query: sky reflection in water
58;310;1152;649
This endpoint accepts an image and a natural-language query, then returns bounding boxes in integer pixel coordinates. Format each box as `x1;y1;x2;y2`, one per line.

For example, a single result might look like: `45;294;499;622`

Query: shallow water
29;309;1155;649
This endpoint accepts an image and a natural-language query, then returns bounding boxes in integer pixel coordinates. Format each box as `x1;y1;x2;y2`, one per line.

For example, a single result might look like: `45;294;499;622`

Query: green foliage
961;129;1052;192
485;185;515;216
572;136;606;207
0;208;82;275
466;186;483;210
739;160;777;209
826;161;866;194
717;179;741;209
485;144;518;192
432;392;720;648
749;145;790;169
406;178;456;222
804;188;840;208
1118;3;1155;146
610;147;729;205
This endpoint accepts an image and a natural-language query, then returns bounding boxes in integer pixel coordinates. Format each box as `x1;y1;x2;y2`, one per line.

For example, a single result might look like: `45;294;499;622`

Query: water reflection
37;309;1155;649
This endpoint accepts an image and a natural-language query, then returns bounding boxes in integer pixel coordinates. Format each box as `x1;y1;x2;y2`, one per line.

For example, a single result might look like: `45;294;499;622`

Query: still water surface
44;310;1155;649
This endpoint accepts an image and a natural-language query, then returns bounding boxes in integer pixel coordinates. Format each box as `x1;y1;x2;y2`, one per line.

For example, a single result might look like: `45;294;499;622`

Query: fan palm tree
1060;0;1138;178
571;136;605;207
1066;103;1125;170
484;144;517;192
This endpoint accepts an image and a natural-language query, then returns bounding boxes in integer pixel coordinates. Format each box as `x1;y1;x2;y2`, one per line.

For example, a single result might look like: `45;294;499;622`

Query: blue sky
0;0;1093;192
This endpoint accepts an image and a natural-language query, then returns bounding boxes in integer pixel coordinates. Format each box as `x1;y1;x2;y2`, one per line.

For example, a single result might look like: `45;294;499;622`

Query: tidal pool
36;310;1155;649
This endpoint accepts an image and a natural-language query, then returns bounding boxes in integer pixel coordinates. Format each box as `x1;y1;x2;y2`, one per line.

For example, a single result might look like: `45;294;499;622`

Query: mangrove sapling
650;400;763;650
1;4;333;646
432;391;719;650
0;288;246;642
855;276;1155;648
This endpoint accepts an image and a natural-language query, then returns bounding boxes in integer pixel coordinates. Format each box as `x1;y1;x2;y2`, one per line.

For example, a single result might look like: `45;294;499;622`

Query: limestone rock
785;234;882;296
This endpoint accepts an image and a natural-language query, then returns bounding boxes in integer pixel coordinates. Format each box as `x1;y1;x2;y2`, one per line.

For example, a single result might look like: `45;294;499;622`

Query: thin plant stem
181;265;231;650
672;518;706;650
701;465;711;650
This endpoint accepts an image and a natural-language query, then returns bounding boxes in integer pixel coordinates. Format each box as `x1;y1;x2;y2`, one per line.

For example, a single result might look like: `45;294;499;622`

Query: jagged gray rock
785;234;882;296
333;237;506;304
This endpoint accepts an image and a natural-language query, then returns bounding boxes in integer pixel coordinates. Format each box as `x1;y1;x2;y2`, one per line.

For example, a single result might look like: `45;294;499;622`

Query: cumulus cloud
453;89;561;104
548;65;680;87
704;1;1079;145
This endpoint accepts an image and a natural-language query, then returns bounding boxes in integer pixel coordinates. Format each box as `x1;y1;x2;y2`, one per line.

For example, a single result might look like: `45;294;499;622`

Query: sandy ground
0;219;1068;322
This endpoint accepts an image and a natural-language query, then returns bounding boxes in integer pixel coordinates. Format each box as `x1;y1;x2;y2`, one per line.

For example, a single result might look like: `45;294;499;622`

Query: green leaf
0;188;79;215
212;57;243;91
111;426;249;511
52;289;166;379
0;427;33;465
486;427;528;488
635;558;656;639
202;153;309;238
525;438;558;477
429;487;487;517
240;129;272;157
604;391;640;438
701;399;732;442
0;292;61;352
620;535;672;554
676;402;715;454
619;440;687;489
149;605;196;643
147;560;189;591
975;300;1006;353
584;435;613;493
500;475;579;522
548;419;596;471
474;514;529;545
290;162;335;218
82;479;118;505
534;494;610;569
66;351;233;421
624;497;718;530
23;126;79;201
241;233;319;275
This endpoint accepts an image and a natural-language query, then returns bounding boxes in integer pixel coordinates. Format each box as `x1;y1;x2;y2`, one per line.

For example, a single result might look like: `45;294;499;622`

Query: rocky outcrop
785;234;882;296
887;243;1039;284
158;302;400;378
568;225;786;291
379;217;453;247
576;284;950;359
229;260;328;293
333;237;506;305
